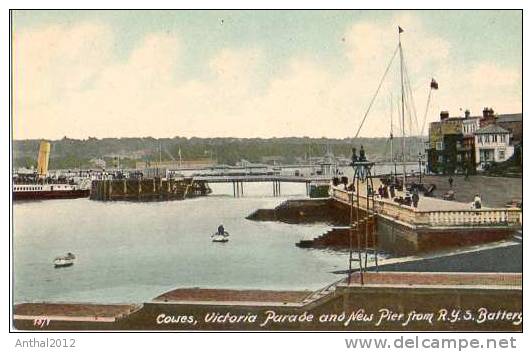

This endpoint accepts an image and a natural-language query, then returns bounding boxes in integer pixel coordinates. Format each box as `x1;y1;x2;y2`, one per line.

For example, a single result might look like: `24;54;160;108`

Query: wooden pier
90;178;211;201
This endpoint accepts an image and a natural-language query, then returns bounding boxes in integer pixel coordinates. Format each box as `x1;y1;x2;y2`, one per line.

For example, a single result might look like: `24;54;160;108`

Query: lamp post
418;152;423;184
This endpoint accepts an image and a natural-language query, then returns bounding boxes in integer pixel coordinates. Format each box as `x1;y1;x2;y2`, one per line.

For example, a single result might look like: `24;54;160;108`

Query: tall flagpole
399;26;407;189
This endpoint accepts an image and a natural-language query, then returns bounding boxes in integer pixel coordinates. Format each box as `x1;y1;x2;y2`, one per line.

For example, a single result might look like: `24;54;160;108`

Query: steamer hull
13;189;90;201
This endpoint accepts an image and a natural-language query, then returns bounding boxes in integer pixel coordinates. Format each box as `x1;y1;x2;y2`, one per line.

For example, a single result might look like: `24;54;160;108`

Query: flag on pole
398;26;404;33
430;78;439;90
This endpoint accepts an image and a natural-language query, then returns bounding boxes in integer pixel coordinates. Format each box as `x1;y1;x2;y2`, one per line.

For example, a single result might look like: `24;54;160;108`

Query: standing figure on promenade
359;145;366;162
351;147;358;166
412;190;420;208
473;194;482;209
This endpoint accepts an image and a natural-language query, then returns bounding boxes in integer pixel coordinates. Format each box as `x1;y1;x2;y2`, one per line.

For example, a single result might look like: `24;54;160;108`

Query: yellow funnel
37;141;50;177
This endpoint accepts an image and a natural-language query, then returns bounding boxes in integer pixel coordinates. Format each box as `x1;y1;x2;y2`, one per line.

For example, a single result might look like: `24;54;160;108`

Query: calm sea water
13;182;356;304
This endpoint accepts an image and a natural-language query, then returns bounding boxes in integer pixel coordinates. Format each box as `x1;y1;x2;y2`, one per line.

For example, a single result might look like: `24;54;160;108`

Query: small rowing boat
54;252;76;268
211;232;230;243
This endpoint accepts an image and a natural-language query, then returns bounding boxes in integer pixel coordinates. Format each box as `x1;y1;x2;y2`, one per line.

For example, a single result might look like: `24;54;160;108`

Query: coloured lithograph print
11;10;522;331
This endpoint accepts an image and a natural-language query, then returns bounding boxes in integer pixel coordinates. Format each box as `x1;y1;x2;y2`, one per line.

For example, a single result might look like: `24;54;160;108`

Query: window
498;150;505;160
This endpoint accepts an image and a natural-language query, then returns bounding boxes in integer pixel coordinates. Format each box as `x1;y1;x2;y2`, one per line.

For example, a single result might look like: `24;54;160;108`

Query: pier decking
330;185;522;228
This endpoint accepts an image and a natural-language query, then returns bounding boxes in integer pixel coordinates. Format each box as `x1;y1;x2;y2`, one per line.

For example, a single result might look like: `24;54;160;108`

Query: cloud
14;22;112;103
13;15;522;140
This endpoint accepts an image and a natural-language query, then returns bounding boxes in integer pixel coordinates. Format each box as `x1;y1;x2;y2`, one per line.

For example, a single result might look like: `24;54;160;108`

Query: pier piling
90;178;207;201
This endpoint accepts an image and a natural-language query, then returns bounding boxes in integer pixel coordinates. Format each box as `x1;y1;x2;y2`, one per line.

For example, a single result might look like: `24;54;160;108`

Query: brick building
427;111;476;174
426;107;521;174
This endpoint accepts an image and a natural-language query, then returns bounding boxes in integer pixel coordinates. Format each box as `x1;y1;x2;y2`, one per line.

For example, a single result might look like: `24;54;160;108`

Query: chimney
37;141;51;177
440;111;449;121
464;109;471;118
483;107;495;118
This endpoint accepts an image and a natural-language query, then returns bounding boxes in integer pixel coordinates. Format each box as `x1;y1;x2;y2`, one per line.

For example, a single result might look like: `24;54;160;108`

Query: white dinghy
53;252;76;268
211;232;230;243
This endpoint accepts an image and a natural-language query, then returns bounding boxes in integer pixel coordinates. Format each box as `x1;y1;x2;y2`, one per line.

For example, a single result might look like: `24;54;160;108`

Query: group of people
377;184;391;199
393;191;420;208
375;182;419;208
350;146;367;165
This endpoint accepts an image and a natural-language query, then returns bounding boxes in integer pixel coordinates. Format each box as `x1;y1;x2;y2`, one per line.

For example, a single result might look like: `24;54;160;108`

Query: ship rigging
355;26;438;185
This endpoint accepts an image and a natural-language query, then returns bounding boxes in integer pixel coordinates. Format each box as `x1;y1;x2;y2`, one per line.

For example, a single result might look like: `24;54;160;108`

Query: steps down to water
300;278;345;306
296;217;377;249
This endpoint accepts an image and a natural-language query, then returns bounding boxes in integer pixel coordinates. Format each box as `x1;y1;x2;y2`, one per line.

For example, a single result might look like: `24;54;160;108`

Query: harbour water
14;182;354;304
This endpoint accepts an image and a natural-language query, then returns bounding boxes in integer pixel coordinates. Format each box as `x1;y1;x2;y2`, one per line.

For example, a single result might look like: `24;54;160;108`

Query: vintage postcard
9;9;522;337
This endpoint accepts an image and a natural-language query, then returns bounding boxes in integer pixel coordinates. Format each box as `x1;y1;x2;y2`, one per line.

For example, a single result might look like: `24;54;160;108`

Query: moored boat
54;253;76;268
13;140;91;201
13;183;90;201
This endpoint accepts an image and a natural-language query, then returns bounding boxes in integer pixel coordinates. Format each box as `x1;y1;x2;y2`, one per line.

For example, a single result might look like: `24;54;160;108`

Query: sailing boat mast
390;93;394;164
398;26;407;188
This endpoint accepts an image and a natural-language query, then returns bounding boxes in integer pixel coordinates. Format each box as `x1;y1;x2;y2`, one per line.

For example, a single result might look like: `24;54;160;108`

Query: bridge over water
192;174;331;197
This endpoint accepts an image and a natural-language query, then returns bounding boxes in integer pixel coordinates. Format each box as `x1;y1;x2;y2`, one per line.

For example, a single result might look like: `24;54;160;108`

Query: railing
416;208;522;227
193;175;331;183
330;187;522;228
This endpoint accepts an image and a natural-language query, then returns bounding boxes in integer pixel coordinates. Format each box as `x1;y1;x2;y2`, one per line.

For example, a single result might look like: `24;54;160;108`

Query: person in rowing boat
214;224;229;237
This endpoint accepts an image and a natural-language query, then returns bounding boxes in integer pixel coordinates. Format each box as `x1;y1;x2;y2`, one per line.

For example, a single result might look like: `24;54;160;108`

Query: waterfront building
496;113;523;145
478;108;522;145
427;111;475;174
426;107;522;174
474;124;514;170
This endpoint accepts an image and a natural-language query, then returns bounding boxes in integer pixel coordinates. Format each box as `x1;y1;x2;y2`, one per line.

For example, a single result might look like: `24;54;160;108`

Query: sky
12;10;522;139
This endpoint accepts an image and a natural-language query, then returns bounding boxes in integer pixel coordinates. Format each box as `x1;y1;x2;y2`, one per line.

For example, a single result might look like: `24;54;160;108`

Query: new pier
329;182;521;254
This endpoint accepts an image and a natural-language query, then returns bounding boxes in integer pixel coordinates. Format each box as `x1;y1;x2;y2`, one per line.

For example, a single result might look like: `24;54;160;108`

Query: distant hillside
13;136;424;170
